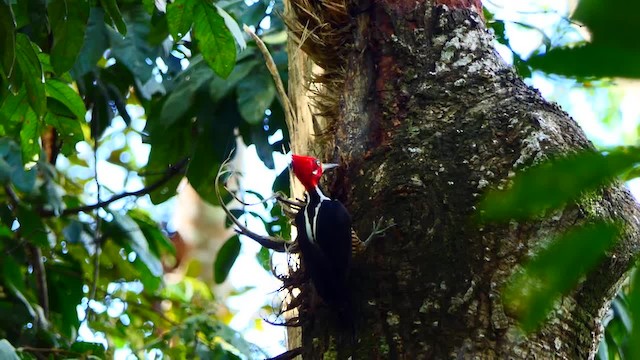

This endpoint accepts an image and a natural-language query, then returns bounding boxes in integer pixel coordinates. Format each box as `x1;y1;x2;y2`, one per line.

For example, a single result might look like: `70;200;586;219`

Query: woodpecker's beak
322;163;339;171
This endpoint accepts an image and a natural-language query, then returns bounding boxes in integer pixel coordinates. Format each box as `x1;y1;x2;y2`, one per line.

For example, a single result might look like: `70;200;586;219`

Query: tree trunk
285;0;640;358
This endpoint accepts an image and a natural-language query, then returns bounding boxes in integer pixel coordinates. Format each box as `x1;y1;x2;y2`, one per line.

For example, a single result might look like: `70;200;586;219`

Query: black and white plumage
295;186;353;308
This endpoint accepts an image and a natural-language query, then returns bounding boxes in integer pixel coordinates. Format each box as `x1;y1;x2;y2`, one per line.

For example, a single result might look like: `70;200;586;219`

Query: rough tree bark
284;0;640;358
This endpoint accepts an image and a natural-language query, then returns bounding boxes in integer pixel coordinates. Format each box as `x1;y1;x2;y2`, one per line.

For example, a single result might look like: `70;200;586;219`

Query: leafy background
1;0;640;358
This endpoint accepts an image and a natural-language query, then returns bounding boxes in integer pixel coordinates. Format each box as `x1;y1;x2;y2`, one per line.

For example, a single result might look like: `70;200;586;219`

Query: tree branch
40;158;188;217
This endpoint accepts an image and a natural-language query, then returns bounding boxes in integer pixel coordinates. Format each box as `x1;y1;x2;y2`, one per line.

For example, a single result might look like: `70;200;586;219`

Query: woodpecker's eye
315;160;321;166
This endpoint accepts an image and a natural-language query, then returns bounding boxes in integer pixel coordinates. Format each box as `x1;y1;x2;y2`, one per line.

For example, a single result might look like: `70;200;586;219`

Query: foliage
480;1;640;355
0;0;287;357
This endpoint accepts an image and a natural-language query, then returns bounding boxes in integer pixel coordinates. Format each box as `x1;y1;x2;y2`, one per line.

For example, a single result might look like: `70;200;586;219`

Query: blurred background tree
0;0;640;358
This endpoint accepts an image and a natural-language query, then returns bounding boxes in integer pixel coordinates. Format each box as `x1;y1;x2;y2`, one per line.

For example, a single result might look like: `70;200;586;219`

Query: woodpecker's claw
364;217;395;246
352;217;395;255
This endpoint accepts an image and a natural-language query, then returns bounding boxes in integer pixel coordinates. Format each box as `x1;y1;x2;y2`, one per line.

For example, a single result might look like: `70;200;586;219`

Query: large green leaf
0;3;16;78
214;235;241;284
503;221;620;332
110;212;164;277
45;79;86;120
166;0;193;40
69;342;106;358
192;0;236;78
18;105;41;166
108;6;155;83
478;148;640;222
0;138;36;193
209;57;257;102
45;108;84;156
572;0;640;47
48;0;90;74
186;101;237;205
143;108;190;204
72;7;109;77
627;268;640;359
528;45;640;79
16;205;49;247
237;67;276;124
47;260;83;338
0;88;28;123
100;0;127;35
159;60;213;128
15;34;46;117
129;210;176;257
216;5;246;50
529;0;640;79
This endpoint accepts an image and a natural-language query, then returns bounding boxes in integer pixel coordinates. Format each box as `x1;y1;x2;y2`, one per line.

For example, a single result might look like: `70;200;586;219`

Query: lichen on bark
284;0;640;358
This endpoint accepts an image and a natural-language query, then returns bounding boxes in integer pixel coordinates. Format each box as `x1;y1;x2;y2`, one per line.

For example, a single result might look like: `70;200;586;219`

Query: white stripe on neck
304;187;329;244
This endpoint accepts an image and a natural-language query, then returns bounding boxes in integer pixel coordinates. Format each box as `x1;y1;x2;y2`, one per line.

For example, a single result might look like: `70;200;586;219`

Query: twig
216;152;296;253
27;244;49;320
40;158;188;217
243;25;296;127
266;347;303;360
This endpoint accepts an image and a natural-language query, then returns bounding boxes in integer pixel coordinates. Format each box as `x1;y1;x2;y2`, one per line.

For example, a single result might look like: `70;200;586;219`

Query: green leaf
18;106;41;166
47;260;83;338
193;1;237;78
108;6;155;83
63;220;84;244
214;235;241;284
15;34;46;117
44;110;84;156
186;101;236;205
256;247;270;272
48;0;90;74
69;342;105;357
0;339;20;360
0;88;28;122
130;210;176;257
0;3;16;78
100;0;126;35
478;148;640;222
503;221;620;332
2;256;25;295
216;5;246;50
1;138;36;192
72;7;109;77
572;0;640;47
237;67;276;124
110;212;164;277
209;57;257;102
159;61;213;128
627;267;640;359
528;45;640;79
166;0;193;40
143;108;190;204
0;89;28;138
17;205;49;247
45;79;86;120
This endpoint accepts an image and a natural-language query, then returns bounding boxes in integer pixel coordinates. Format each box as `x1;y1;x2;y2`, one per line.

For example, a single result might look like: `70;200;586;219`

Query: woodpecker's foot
364;217;395;246
352;218;395;255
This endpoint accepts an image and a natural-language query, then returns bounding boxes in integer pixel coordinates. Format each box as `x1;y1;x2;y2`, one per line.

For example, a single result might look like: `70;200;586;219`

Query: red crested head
291;154;338;191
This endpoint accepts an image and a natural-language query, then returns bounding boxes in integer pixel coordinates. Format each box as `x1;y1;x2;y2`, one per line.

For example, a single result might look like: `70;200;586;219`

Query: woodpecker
290;154;352;309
